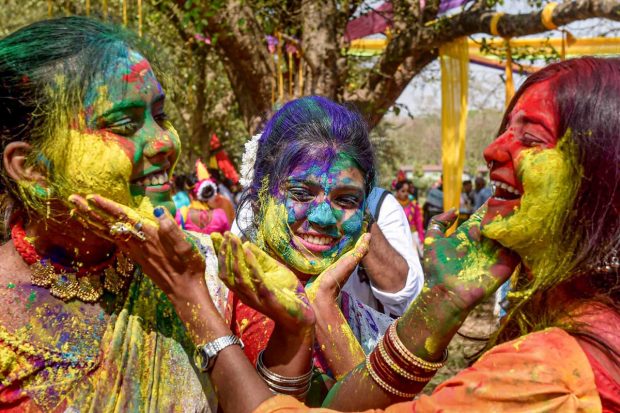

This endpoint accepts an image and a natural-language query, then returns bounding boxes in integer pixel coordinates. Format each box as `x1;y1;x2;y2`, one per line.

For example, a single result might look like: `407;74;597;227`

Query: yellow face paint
482;137;581;279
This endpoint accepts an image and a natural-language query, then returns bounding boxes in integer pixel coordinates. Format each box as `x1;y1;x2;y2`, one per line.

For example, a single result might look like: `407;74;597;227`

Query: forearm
312;298;365;380
168;282;274;413
262;325;314;378
361;223;408;293
323;286;468;411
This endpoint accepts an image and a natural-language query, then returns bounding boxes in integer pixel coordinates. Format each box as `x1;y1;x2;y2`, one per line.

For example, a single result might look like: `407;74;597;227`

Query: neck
25;209;116;268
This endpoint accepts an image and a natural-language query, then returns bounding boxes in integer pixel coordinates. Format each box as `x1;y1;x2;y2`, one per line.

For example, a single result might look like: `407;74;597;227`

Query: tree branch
348;0;620;128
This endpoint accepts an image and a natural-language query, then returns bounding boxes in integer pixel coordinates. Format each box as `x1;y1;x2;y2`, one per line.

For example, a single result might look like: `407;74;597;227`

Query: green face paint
257;153;367;276
42;50;180;219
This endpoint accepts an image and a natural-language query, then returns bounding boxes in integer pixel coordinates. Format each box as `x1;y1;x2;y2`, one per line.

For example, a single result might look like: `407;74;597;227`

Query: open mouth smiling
293;232;338;253
490;179;522;201
131;169;170;193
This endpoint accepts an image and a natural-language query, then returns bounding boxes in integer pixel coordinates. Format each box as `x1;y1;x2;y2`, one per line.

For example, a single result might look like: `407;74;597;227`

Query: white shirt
342;193;424;316
231;193;424;317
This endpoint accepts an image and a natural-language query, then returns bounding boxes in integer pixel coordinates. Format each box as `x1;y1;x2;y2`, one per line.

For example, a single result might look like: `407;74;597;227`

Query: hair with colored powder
237;96;375;239
0;16;165;235
490;57;620;354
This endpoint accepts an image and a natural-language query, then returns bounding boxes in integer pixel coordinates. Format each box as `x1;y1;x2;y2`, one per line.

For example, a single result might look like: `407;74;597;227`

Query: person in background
393;180;424;257
423;179;443;228
459;179;474;222
473;176;493;210
172;173;191;210
175;161;231;234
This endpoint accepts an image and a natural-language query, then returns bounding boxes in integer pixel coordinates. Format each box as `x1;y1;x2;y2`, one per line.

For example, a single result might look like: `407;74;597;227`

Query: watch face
194;348;210;372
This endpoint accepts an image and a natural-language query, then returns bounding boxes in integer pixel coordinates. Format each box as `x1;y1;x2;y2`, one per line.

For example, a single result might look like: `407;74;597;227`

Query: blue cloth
474;186;493;210
172;191;191;210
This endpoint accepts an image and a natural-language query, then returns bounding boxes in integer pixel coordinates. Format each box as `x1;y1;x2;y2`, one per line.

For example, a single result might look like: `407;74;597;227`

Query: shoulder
415;328;601;412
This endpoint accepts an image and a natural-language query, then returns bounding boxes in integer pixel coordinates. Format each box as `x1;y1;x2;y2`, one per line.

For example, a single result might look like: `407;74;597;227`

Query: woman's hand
68;194;208;303
423;208;520;313
211;232;315;333
305;233;371;305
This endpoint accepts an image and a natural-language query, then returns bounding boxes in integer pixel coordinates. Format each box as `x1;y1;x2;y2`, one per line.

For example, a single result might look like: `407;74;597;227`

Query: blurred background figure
393;180;424;257
423;177;443;228
175;160;231;234
171;173;191;210
473;176;493;210
459;179;474;222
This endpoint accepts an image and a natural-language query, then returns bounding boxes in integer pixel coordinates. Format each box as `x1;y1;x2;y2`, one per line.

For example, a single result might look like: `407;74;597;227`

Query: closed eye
103;117;140;136
520;132;546;147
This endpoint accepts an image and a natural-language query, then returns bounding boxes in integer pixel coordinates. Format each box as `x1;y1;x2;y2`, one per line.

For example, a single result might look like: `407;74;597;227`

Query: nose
143;125;178;159
307;201;338;227
483;130;512;166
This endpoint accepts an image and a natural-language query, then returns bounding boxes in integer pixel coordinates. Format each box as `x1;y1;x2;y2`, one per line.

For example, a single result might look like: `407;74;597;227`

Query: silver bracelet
256;350;312;398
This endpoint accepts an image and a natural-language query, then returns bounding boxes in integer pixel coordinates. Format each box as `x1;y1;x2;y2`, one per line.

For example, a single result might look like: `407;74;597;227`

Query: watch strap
194;335;244;372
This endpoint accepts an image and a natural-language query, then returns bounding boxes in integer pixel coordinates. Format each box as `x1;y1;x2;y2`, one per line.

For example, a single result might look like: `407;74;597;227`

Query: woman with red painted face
94;58;618;412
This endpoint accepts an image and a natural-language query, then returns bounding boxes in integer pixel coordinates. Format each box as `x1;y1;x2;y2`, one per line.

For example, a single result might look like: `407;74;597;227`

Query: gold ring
109;221;147;242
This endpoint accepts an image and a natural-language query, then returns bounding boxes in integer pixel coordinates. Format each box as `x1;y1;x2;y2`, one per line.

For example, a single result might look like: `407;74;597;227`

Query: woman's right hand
423;208;520;313
211;232;315;333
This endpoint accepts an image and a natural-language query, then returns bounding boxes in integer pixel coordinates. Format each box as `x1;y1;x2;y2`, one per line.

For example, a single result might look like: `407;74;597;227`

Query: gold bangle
378;340;431;383
389;322;447;371
365;355;417;398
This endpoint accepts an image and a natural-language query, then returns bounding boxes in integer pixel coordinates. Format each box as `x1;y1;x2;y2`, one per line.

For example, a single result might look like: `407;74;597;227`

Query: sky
393;2;620;116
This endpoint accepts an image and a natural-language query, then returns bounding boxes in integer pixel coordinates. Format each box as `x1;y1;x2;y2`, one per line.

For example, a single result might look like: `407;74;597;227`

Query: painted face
45;50;180;218
257;153;367;277
481;80;580;270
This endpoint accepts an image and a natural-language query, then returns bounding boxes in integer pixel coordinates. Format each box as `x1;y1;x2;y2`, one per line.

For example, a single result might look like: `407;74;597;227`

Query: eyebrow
286;179;364;192
101;94;165;117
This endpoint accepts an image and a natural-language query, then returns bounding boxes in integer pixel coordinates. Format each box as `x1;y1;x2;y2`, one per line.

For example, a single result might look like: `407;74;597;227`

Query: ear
3;142;48;188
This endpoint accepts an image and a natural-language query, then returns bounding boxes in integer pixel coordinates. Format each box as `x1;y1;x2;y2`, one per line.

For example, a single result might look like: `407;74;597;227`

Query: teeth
490;180;521;196
299;234;332;246
135;171;169;187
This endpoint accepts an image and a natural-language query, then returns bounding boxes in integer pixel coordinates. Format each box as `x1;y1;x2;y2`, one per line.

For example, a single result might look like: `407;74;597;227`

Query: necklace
11;220;134;303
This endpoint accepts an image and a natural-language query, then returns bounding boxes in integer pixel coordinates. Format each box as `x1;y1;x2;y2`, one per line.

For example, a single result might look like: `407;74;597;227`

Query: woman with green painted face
0;17;224;411
96;58;619;412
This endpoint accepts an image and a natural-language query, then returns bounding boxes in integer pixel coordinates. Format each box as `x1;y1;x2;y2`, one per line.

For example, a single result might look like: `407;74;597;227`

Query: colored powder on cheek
482;142;580;278
50;130;133;205
340;211;362;236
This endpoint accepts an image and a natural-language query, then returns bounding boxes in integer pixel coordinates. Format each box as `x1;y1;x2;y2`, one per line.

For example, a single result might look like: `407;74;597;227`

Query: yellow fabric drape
440;37;469;225
504;40;515;106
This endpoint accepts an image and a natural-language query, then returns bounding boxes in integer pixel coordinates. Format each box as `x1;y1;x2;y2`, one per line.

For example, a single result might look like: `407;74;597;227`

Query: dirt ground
422;297;498;395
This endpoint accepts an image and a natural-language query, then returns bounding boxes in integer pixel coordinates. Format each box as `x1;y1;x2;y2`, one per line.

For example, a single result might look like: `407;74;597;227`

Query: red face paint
482;80;559;225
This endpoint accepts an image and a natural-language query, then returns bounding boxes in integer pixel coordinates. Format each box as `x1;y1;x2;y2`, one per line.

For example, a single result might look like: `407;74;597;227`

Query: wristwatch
194;335;244;373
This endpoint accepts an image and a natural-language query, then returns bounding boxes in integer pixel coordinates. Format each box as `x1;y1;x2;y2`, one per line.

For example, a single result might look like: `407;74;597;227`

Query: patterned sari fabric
253;327;607;413
0;232;224;413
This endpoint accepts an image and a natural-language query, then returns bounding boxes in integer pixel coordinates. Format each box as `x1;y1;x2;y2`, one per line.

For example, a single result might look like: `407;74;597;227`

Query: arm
360;194;424;315
306;235;371;379
360;221;408;293
322;210;519;410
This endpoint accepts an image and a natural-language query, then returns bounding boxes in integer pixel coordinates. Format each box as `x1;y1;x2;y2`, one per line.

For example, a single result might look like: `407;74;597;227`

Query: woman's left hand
68;194;208;303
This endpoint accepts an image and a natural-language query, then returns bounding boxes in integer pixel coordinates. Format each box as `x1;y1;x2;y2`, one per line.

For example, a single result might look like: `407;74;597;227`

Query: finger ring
109;221;147;242
134;221;144;231
110;222;133;236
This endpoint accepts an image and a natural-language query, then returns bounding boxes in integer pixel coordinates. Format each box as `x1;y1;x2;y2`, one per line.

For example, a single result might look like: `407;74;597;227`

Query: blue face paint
257;152;368;277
